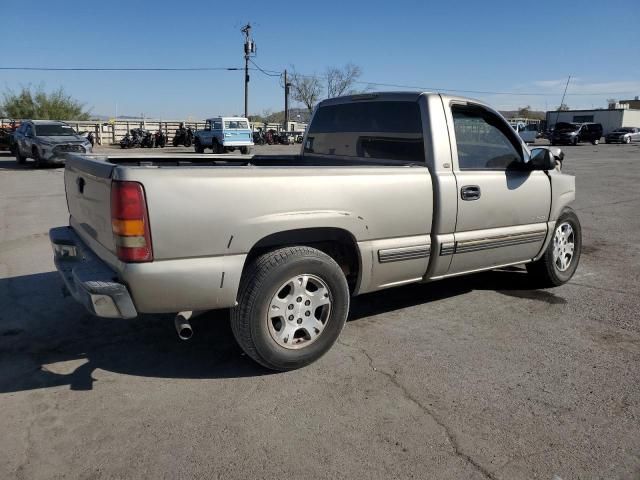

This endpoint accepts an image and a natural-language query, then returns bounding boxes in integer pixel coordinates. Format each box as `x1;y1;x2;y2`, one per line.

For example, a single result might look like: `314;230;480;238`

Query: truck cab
193;116;254;154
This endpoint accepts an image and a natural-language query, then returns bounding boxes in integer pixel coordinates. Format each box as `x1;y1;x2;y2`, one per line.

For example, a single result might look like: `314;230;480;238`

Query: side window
451;105;523;170
25;125;33;136
213;121;222;130
205;120;211;131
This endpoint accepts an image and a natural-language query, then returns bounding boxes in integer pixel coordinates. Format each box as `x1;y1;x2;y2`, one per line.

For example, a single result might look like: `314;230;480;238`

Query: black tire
240;146;252;155
231;246;350;371
526;208;582;287
33;148;44;168
16;150;26;164
194;139;205;154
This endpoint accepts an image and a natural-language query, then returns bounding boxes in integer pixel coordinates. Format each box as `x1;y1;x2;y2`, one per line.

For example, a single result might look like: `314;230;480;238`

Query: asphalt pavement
1;142;639;479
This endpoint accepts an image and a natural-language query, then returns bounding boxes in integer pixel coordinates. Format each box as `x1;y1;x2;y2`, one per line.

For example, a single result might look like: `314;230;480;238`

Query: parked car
604;127;640;144
518;124;539;144
193;116;254;154
0;121;21;153
550;122;602;146
49;92;579;371
13;120;93;167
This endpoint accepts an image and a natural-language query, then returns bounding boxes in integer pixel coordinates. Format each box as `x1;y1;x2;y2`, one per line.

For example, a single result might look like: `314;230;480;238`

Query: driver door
446;103;551;275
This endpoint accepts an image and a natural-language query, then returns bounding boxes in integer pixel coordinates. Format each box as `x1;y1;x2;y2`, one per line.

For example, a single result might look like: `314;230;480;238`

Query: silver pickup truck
49;92;581;370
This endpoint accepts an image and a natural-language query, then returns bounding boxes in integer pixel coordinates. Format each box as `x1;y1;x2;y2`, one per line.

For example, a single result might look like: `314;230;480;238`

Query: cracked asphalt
1;143;639;479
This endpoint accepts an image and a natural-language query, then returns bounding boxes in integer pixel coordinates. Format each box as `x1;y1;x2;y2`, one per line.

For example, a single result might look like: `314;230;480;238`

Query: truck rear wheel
240;146;252;155
526;208;581;287
231;246;350;371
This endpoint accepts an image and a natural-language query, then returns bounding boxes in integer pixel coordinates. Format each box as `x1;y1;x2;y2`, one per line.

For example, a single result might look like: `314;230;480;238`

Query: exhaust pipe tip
174;313;194;341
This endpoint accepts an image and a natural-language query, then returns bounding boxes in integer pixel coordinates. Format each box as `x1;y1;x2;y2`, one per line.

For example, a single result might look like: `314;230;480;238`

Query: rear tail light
111;181;153;262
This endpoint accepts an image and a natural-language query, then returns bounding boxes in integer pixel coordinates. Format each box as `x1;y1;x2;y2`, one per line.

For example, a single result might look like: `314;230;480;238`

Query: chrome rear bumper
49;226;137;319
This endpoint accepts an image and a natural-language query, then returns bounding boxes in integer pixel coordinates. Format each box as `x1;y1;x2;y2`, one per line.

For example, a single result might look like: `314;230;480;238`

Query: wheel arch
242;227;362;293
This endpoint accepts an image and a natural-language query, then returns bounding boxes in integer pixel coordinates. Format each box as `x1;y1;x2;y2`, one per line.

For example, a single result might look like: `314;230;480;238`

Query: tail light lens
111;181;153;262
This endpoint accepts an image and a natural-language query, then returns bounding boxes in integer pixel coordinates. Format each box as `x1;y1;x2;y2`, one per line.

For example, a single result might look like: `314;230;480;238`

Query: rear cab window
305;101;425;162
224;120;249;129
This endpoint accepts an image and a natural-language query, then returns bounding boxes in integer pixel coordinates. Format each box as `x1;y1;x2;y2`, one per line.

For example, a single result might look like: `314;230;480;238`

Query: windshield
305;101;424;162
224;120;249;129
555;122;578;132
35;124;76;136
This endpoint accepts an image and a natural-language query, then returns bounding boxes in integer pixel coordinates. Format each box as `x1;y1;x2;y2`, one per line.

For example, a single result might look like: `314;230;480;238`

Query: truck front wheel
194;139;205;154
231;246;350;371
526;208;582;287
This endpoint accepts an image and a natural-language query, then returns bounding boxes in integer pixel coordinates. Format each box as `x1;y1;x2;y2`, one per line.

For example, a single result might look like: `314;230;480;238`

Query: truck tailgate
64;155;117;255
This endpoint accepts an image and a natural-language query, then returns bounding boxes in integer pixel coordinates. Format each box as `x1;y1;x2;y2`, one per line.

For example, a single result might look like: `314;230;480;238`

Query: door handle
461;185;481;201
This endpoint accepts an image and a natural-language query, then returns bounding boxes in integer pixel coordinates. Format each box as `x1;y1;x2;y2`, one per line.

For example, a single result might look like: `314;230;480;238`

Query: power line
0;66;243;71
250;67;636;97
2;65;635;97
248;59;282;78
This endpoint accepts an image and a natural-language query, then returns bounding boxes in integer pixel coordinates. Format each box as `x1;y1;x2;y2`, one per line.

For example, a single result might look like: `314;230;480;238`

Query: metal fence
0;118;295;145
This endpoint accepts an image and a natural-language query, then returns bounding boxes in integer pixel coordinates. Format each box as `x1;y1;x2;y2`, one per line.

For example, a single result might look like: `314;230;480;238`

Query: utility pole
284;69;291;131
241;23;255;118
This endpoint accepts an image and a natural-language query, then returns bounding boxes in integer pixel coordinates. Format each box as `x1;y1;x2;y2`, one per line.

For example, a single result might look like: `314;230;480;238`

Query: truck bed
73;153;423;168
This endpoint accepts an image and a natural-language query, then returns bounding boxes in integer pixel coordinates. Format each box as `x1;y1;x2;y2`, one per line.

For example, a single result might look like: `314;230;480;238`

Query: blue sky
3;0;639;119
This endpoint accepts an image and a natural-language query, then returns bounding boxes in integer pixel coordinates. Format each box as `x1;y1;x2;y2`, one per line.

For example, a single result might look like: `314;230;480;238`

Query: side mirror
529;147;558;171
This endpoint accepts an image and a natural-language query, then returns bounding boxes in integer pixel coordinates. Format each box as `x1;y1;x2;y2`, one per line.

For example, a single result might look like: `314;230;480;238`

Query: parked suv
14;120;93;167
550;122;602;146
193;116;254;154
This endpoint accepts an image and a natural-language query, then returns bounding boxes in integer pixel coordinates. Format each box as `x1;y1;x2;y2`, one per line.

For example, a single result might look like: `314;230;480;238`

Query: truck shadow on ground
0;267;562;393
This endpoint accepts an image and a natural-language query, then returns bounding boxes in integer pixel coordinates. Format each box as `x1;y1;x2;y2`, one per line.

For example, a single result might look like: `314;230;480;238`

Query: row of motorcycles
253;130;304;146
120;125;194;149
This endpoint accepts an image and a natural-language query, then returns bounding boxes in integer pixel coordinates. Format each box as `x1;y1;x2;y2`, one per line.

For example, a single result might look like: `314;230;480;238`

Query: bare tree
325;63;362;98
290;70;323;113
556;103;570;111
517;105;531;118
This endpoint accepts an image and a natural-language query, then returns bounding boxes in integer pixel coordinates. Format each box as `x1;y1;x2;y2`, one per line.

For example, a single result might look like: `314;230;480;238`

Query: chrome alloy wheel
267;274;332;349
553;222;575;272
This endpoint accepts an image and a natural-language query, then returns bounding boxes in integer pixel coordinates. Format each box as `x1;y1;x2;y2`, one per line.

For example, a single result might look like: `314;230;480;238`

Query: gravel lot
1;142;639;479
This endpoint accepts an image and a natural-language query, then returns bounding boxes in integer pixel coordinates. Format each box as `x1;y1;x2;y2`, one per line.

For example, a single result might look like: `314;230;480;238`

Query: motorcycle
140;129;154;148
154;130;166;148
253;131;265;146
172;126;193;147
264;130;276;145
120;129;143;149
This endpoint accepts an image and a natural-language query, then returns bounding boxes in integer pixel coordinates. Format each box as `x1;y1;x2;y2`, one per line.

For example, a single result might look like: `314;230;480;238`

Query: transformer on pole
241;23;256;118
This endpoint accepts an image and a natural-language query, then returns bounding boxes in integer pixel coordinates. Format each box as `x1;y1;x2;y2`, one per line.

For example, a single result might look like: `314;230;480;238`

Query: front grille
54;144;86;153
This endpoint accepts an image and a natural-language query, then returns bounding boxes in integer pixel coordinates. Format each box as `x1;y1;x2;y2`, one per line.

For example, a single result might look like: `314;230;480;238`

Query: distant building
546;106;640;135
619;97;640;110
